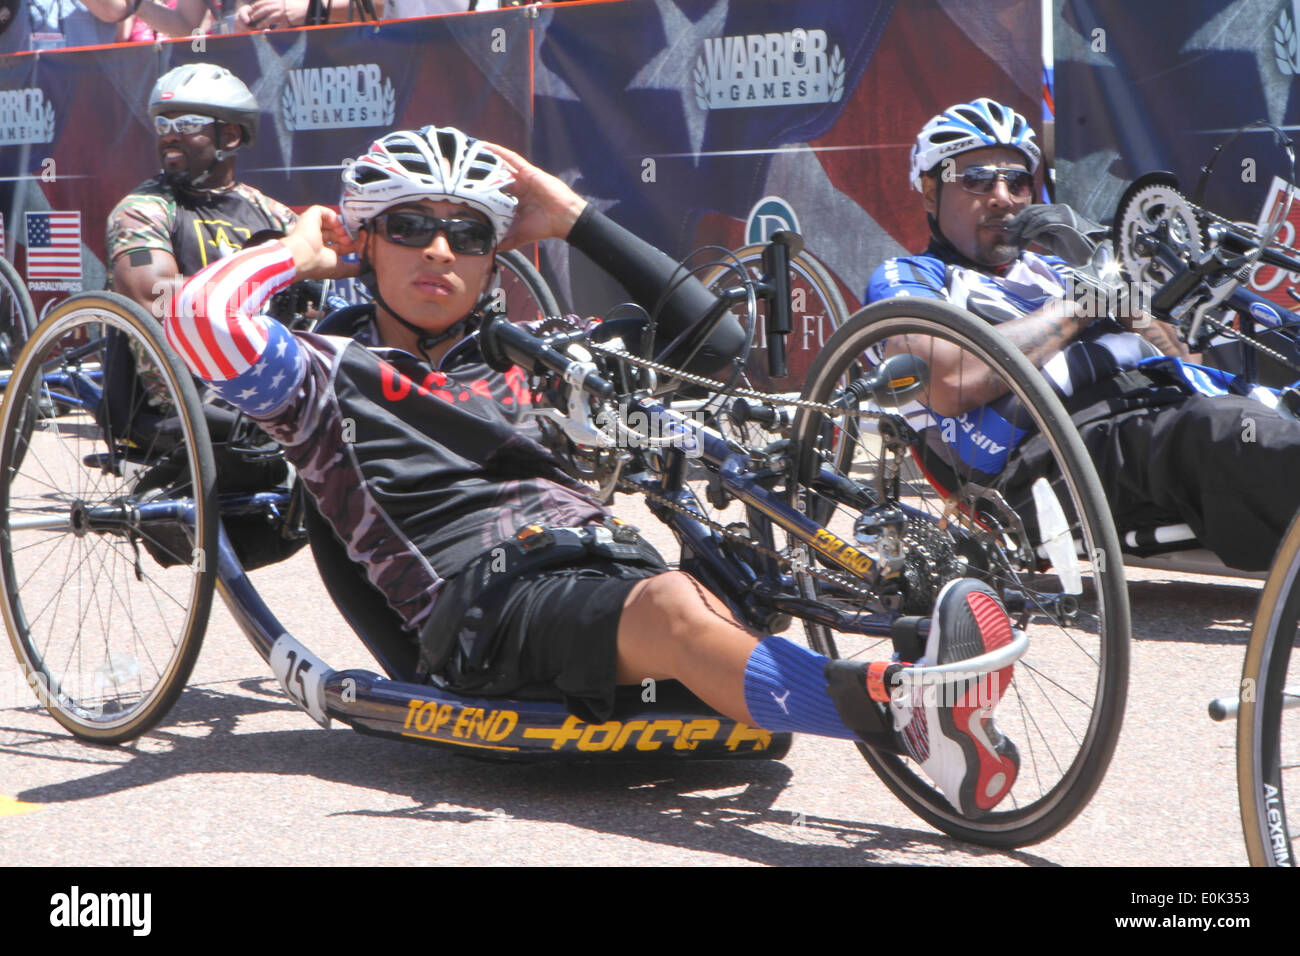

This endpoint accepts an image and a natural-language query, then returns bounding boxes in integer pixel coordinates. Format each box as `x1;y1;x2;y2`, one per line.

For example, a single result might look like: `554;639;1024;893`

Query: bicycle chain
1136;198;1300;375
614;474;881;603
586;342;967;608
1201;311;1300;375
1197;203;1300;259
587;342;844;415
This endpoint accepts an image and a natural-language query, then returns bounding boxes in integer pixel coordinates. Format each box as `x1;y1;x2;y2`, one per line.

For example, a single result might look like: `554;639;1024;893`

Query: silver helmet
149;64;259;149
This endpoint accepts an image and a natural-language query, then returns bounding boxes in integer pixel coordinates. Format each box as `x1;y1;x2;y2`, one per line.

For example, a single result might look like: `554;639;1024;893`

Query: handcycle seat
300;496;794;751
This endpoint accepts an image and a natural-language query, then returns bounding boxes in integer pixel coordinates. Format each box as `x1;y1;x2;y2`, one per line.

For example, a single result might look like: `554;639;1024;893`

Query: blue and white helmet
909;97;1041;191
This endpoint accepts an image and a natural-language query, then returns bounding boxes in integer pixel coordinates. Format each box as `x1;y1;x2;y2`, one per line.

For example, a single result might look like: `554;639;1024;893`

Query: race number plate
269;634;332;728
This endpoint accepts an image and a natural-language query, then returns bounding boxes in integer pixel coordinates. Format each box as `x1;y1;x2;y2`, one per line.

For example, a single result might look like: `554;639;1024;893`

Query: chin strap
924;176;1015;275
364;252;501;366
162;122;241;189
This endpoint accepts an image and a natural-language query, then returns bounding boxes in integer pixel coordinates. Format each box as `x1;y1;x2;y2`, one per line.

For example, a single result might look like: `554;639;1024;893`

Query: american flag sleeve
165;242;307;418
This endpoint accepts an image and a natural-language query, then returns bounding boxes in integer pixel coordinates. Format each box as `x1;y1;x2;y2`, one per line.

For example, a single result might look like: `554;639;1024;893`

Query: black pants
1077;394;1300;572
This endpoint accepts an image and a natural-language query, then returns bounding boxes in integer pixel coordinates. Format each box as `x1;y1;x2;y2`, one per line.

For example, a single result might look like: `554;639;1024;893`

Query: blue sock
743;636;856;739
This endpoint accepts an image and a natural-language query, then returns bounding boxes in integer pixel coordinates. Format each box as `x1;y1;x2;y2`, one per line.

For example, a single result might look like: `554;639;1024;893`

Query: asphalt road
0;493;1263;867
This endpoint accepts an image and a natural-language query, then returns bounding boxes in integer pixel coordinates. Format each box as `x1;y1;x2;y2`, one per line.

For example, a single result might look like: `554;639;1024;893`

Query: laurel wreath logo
693;59;710;111
381;79;396;125
829;46;845;102
41;99;55;142
282;85;296;133
1276;4;1300;75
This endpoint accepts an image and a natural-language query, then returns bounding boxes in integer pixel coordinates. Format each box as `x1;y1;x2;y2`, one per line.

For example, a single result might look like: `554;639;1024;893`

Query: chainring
1115;182;1205;295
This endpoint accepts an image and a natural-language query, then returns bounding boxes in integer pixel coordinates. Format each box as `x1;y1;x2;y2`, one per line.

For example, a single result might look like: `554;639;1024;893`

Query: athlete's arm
883;298;1090;418
1126;313;1200;361
870;258;1093;418
111;248;183;319
166;209;354;417
487;142;743;373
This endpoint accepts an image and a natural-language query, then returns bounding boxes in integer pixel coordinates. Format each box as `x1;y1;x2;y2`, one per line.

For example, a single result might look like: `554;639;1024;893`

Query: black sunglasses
959;166;1034;197
371;211;495;255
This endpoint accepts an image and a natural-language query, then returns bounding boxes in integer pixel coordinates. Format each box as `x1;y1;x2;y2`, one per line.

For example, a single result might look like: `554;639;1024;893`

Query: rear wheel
0;293;217;743
790;297;1130;846
0;256;36;371
1238;508;1300;866
497;248;561;323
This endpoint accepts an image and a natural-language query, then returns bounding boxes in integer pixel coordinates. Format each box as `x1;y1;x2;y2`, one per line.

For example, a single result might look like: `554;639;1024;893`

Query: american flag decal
25;211;82;287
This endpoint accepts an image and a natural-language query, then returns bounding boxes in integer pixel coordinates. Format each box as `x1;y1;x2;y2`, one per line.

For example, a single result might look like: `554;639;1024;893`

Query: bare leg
615;570;760;723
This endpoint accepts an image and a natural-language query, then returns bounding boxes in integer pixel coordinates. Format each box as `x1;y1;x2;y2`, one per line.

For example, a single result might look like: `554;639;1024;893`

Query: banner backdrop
1055;0;1300;313
1;0;1039;385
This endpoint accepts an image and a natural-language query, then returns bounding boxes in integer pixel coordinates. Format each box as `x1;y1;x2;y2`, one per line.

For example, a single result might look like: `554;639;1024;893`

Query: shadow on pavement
1;679;1055;867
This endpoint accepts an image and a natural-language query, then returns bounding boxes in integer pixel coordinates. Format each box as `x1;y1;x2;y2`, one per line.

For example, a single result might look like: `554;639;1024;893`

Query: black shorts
429;557;665;723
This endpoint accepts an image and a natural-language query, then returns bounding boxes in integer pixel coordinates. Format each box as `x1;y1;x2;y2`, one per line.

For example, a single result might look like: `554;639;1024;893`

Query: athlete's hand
484;142;587;252
283;206;362;281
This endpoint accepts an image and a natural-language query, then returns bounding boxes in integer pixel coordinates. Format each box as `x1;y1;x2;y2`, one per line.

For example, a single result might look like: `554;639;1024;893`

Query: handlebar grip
761;232;805;380
479;315;614;400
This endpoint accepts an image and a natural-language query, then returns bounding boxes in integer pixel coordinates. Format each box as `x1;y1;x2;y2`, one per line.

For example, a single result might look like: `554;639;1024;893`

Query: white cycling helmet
340;126;517;242
909;97;1041;191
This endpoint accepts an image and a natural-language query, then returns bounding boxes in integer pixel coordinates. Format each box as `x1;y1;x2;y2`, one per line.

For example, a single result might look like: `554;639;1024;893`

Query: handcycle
0;231;1129;848
1101;122;1300;865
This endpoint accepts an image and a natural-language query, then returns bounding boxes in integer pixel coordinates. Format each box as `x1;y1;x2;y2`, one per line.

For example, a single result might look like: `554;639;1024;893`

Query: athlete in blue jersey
870;98;1300;572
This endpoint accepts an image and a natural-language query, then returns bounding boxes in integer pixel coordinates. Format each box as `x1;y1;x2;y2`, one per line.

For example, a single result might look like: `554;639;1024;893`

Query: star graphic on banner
269;370;285;391
237;386;259;401
249;30;310;174
1182;0;1295;129
1054;6;1129;69
762;145;907;302
250;358;269;378
533;26;583;106
1055;149;1132;225
626;0;730;161
547;168;620;308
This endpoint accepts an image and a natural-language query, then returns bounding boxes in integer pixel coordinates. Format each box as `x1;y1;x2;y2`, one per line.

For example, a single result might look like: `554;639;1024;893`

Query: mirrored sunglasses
154;114;217;137
959;166;1034;197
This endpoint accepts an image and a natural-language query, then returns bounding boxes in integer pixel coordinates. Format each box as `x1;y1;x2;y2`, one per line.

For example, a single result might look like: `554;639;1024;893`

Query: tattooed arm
1127;313;1201;362
882;297;1092;418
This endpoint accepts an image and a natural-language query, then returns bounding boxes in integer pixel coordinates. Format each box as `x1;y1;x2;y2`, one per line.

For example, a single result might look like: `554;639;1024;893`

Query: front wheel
0;293;217;743
789;297;1130;847
1238;508;1300;866
497;248;562;323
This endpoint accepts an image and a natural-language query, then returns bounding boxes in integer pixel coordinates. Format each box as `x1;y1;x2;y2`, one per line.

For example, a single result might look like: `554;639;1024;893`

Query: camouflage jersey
105;176;297;276
166;242;607;634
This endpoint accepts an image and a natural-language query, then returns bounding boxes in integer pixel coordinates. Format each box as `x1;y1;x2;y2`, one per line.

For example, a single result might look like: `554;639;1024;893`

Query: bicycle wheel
1238;508;1300;866
0;292;217;743
789;297;1130;847
497;248;562;323
700;243;849;393
0;256;37;370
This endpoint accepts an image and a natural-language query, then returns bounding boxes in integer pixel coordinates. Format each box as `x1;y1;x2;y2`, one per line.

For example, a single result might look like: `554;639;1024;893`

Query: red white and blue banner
1;0;1039;384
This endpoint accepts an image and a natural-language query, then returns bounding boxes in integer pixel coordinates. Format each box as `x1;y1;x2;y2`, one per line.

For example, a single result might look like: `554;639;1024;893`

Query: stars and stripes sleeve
166;241;307;418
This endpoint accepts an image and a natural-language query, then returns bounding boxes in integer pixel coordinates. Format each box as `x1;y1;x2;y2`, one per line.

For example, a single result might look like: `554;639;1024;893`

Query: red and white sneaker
890;578;1019;817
